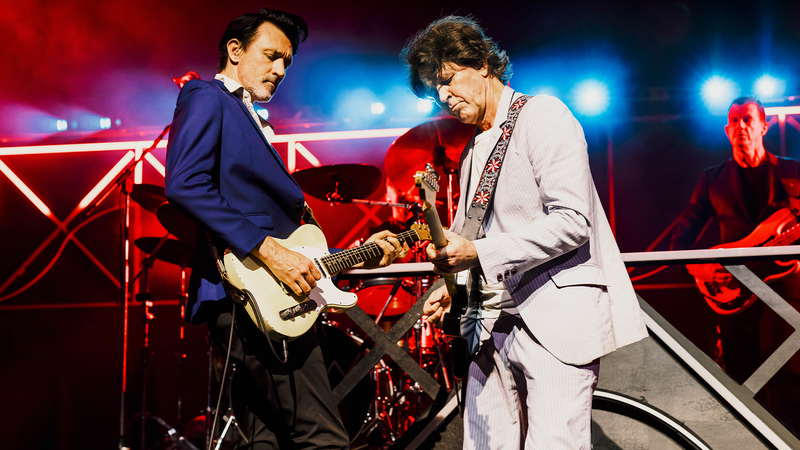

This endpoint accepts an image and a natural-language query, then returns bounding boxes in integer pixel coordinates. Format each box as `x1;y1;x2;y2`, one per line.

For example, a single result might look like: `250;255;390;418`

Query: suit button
295;200;303;209
511;268;517;275
497;274;503;282
504;270;510;279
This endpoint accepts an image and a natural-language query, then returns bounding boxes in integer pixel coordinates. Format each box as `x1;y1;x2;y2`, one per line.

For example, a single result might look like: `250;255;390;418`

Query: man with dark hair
407;16;647;449
166;8;404;449
672;96;800;433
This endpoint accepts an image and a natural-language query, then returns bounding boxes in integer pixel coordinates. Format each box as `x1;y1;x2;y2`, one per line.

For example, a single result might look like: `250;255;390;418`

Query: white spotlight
56;120;68;131
100;118;111;129
701;76;739;114
371;102;385;115
754;75;785;99
573;80;610;116
417;98;434;113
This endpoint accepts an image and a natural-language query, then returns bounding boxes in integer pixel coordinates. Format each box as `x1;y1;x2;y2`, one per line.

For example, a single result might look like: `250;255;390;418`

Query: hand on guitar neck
355;230;410;269
425;228;480;274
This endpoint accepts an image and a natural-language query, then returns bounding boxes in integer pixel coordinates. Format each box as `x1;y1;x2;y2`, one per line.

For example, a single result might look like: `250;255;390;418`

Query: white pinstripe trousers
463;315;599;450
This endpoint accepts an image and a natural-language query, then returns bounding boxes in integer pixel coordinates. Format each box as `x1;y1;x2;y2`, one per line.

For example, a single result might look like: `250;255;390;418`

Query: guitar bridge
279;300;318;321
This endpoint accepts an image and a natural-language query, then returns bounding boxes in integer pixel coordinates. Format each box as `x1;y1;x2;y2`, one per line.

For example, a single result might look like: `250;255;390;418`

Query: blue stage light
700;76;739;114
754;75;785;99
56;120;68;131
371;102;385;115
417;98;434;113
573;79;610;116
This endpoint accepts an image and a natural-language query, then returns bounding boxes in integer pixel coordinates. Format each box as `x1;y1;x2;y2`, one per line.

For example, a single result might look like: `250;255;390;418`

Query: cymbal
131;184;166;213
134;237;193;268
156;202;199;246
292;164;382;201
384;118;474;196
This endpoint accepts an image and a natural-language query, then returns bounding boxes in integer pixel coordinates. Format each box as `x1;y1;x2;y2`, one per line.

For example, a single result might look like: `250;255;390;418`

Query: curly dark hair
401;16;512;99
218;8;308;72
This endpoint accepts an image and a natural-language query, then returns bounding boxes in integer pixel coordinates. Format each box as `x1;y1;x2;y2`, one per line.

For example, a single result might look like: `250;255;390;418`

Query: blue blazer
165;79;305;323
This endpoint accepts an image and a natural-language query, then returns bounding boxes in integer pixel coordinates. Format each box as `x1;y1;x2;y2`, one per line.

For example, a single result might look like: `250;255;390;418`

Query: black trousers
208;300;350;449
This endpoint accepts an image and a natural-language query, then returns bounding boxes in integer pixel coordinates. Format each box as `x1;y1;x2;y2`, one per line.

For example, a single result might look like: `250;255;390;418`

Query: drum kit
127;117;474;449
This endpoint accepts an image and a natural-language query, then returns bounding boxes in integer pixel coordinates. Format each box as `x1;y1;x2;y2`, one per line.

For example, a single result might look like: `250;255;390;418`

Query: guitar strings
321;229;419;274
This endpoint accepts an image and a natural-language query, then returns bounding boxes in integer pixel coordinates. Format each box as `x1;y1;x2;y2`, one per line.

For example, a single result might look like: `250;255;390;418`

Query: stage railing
342;246;800;450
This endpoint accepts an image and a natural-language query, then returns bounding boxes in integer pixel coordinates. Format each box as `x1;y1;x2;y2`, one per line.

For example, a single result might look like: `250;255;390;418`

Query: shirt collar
215;73;251;102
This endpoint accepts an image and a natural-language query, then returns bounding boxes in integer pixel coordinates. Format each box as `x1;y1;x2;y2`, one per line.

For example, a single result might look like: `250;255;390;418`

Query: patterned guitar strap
458;94;531;354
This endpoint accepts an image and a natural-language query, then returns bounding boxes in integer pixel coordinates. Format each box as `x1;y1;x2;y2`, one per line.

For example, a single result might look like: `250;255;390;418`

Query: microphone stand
85;123;169;450
103;70;199;450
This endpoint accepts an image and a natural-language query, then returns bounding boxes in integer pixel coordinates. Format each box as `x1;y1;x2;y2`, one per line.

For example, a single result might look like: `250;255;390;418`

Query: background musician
671;96;800;433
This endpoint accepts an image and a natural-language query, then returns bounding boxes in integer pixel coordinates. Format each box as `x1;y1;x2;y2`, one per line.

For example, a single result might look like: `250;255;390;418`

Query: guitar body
695;208;800;315
223;224;358;341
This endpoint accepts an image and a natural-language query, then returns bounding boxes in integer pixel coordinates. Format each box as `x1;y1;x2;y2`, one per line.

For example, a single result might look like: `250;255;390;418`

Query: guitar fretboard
764;221;800;247
321;229;420;275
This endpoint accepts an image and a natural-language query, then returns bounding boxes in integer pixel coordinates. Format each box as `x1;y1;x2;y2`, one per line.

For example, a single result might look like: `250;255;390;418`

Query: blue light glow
56;120;68;131
754;75;785;99
572;80;610;116
700;76;739;115
100;118;111;129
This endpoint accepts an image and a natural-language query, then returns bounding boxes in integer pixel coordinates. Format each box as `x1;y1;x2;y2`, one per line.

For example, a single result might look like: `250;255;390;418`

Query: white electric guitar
223;223;431;341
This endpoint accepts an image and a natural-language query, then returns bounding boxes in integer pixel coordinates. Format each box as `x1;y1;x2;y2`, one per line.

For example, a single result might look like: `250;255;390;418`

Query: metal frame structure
5;137;800;447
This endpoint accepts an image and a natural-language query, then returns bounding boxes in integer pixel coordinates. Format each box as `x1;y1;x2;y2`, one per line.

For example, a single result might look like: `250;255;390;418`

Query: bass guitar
693;207;800;315
223;223;431;341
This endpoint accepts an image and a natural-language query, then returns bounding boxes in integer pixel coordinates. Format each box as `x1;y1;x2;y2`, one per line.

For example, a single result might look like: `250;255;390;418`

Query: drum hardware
156;202;199;247
291;163;383;203
131;183;168;213
385;118;474;227
130;227;197;450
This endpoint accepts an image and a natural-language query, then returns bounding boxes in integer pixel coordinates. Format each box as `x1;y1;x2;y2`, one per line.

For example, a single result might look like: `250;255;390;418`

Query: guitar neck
422;205;448;248
765;222;800;247
419;203;459;296
321;229;420;275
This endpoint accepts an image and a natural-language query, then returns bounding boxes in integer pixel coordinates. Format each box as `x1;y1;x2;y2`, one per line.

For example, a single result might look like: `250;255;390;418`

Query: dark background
2;0;800;448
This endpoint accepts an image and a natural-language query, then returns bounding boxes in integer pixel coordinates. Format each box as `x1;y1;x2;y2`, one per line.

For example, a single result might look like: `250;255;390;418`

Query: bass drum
318;323;374;440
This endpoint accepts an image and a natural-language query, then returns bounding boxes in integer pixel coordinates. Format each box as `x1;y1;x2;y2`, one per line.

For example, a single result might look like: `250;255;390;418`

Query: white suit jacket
452;87;648;365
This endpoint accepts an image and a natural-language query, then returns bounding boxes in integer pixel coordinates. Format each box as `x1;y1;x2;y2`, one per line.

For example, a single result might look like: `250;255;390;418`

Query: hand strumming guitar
251;237;321;296
686;263;733;285
422;284;451;328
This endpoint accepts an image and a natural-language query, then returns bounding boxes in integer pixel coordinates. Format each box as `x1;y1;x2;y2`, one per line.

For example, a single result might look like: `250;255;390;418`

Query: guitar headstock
414;163;440;206
411;223;432;241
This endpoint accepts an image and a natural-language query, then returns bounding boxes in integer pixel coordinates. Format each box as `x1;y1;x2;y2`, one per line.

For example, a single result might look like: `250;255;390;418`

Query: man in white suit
403;16;648;449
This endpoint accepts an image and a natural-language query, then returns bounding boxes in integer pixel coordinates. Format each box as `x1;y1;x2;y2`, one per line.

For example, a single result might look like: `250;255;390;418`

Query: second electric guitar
693;207;800;315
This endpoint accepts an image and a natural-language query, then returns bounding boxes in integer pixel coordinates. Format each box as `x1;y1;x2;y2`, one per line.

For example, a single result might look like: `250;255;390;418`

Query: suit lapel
212;80;296;181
